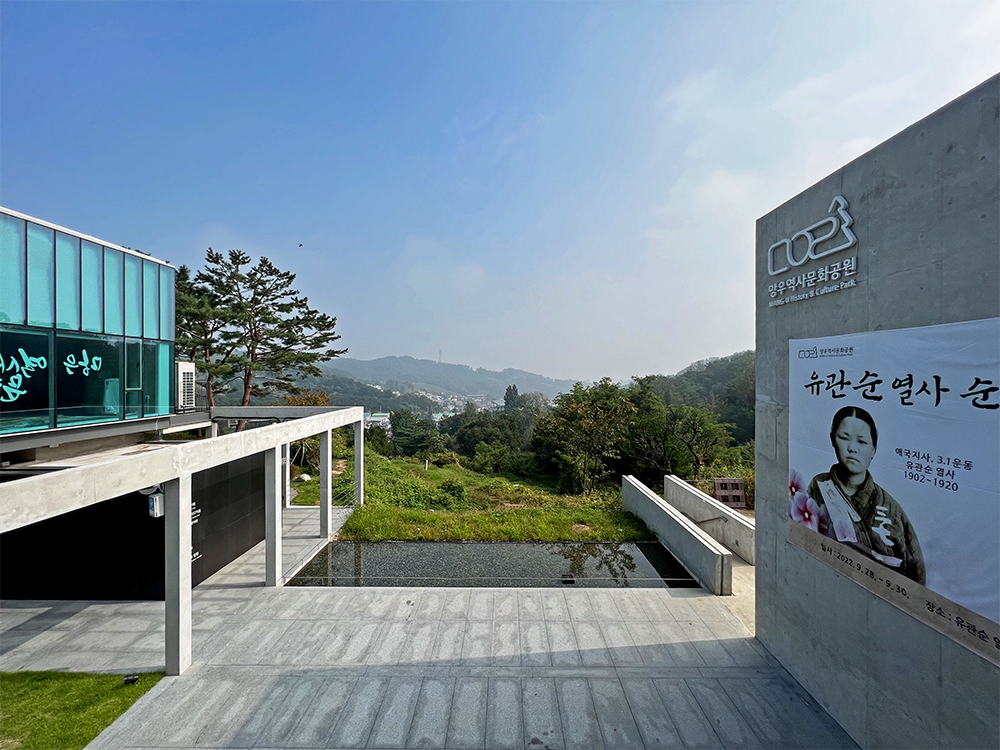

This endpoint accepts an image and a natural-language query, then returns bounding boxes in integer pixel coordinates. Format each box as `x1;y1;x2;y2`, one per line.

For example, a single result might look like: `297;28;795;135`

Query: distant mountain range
321;356;581;400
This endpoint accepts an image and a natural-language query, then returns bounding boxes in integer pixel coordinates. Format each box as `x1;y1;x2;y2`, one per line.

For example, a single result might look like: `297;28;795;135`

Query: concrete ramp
622;476;732;595
663;475;755;564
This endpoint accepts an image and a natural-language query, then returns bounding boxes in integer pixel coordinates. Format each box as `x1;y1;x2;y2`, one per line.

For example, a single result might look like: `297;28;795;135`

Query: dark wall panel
191;451;265;586
0;491;166;600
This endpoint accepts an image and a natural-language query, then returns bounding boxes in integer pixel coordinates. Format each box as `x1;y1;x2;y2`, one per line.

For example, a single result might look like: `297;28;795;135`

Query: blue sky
3;1;998;382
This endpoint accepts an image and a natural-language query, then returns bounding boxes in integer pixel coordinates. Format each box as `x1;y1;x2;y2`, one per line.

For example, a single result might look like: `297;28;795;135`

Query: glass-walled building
0;207;176;435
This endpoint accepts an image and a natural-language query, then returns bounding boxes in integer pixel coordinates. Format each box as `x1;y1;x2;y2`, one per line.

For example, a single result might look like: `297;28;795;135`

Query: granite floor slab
0;507;857;749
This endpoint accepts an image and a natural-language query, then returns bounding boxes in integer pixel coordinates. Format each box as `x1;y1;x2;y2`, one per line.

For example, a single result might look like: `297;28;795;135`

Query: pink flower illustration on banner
789;469;806;498
790;490;820;531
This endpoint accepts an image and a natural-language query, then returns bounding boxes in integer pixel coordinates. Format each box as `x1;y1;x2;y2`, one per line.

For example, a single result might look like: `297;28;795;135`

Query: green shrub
429;451;461;467
439;478;468;501
470;441;513;474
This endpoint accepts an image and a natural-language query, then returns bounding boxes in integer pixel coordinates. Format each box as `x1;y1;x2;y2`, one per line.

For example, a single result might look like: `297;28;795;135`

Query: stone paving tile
284;677;354;748
493;590;518;621
686;678;764;749
486;677;524;750
653;678;724;749
563;590;598;621
518;620;550;667
429;621;465;667
677;619;740;669
556;677;604;750
516;589;543;621
492;620;521;667
439;588;471;621
619;678;684;750
588;591;624;623
590;677;645;749
521;677;563;749
546;621;583;667
368;675;423;748
405;676;455;748
467;590;494;621
540;590;570;621
445;677;488;749
572;621;613;667
326;675;390;748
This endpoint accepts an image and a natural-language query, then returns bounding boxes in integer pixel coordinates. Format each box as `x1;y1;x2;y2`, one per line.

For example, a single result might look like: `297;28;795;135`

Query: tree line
376;358;754;496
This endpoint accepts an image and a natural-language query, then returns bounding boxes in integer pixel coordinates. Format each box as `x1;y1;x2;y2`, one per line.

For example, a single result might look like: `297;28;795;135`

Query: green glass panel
81;240;103;332
141;341;172;417
125;390;142;420
55;333;122;426
142;341;158;416
124;253;142;337
143;260;159;339
0;327;52;433
27;223;55;327
164;343;174;413
159;265;175;341
56;232;81;330
0;213;26;325
125;338;142;390
103;248;123;335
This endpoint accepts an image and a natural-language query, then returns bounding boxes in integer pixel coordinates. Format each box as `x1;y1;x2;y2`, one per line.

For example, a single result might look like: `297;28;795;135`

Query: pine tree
186;249;347;417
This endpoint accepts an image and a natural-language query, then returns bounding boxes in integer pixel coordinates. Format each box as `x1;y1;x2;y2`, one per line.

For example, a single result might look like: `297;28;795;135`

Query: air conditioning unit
176;361;197;411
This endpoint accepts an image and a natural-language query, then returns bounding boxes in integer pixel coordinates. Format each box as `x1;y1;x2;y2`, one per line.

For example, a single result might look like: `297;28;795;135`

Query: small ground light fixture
124;674;140;685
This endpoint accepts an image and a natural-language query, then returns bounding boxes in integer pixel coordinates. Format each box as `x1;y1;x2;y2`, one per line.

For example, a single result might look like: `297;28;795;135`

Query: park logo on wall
767;196;859;309
788;317;1000;664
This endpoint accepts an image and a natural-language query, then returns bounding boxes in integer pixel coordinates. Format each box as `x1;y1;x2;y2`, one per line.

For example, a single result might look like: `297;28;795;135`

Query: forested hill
651;350;755;443
299;370;440;417
321;357;579;400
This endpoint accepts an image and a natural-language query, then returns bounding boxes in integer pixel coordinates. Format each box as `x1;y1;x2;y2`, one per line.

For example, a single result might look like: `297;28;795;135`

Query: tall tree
504;384;522;413
196;249;347;414
662;405;734;479
534;380;636;494
174;266;237;407
389;409;444;456
623;376;691;483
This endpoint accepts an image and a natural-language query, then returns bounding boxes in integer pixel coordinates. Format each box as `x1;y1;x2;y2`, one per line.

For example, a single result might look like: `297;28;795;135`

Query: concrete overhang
0;406;363;534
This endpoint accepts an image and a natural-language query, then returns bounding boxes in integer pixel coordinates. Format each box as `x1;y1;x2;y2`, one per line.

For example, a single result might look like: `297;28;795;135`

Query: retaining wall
663;475;755;564
622;475;732;595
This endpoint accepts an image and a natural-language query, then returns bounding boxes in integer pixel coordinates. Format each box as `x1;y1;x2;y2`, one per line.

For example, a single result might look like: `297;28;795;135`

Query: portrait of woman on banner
789;405;926;585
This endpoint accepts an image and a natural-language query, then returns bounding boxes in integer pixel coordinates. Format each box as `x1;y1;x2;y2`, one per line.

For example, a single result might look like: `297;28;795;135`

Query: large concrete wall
755;76;1000;748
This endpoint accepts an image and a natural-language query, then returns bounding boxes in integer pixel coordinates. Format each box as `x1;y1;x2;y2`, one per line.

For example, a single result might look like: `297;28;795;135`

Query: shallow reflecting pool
288;541;699;588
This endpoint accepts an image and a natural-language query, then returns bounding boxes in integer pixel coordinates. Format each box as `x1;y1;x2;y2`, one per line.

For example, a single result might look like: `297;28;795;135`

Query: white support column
281;443;290;508
208;422;219;438
354;421;364;506
165;475;192;676
319;429;332;538
265;446;283;587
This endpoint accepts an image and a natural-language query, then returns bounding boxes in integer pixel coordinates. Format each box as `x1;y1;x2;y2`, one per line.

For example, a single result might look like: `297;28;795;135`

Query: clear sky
2;1;998;382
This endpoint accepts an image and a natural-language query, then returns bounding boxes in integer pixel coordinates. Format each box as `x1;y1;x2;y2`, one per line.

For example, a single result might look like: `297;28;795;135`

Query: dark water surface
288;541;699;588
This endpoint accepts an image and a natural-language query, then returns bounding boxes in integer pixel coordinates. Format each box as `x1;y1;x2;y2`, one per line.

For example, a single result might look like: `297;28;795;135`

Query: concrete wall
755;75;1000;749
663;474;755;564
622;476;732;595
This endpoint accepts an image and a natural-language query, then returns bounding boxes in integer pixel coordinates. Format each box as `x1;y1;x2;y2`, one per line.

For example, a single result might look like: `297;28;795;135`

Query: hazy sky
2;2;998;382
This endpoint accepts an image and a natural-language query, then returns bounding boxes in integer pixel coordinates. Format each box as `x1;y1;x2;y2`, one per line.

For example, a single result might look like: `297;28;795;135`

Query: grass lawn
334;451;654;542
0;671;162;750
339;504;653;541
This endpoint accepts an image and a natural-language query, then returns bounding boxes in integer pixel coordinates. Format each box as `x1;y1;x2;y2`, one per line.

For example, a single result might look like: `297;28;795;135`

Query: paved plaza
0;508;856;749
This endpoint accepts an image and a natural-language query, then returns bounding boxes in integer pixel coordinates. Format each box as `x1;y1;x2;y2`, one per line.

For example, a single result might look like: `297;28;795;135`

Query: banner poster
788;318;1000;664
